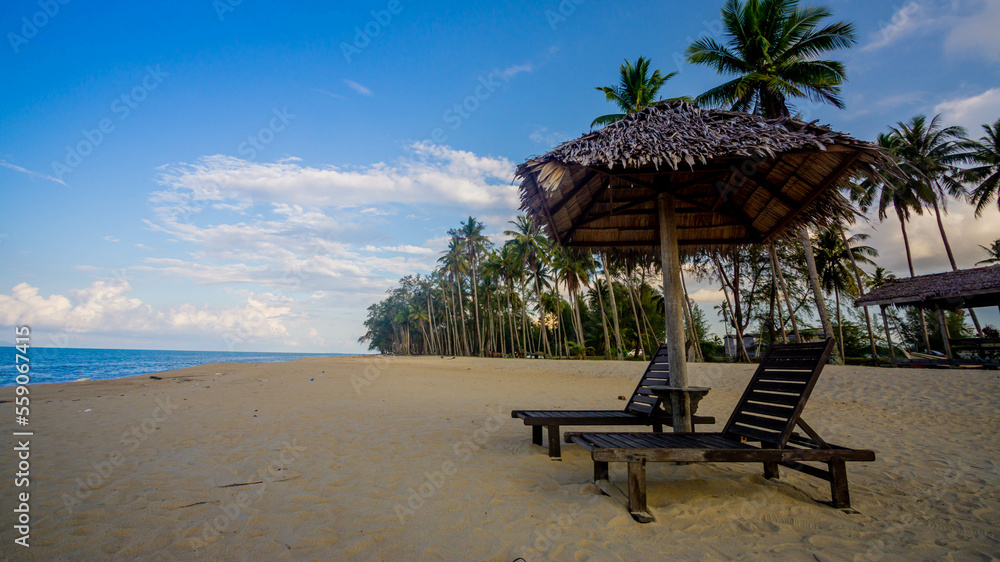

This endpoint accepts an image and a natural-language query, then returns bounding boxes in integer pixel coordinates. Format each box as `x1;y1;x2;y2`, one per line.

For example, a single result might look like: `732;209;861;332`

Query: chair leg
652;423;663;433
531;425;543;446
627;460;654;523
763;462;780;479
829;459;851;508
547;425;561;459
594;460;609;482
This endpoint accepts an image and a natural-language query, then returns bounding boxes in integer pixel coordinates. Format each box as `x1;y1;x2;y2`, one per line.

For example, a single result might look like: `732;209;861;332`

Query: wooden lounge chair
511;344;716;459
566;339;875;523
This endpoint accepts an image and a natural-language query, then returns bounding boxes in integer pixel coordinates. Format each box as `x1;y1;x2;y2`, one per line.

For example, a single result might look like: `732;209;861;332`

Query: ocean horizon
1;347;353;387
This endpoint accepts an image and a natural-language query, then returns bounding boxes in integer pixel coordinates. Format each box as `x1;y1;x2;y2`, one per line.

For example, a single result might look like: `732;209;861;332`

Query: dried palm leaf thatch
516;101;891;258
855;265;1000;309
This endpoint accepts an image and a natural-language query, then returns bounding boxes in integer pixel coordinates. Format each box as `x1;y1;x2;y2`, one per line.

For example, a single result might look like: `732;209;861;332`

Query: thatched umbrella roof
514;101;888;431
855;266;1000;310
516;100;889;256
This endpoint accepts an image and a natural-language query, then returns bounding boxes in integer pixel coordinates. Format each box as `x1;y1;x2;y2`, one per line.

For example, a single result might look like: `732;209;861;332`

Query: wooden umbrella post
658;192;691;432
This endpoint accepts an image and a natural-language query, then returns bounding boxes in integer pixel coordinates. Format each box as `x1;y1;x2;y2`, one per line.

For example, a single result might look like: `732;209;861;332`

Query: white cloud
861;1;927;52
314;88;344;100
122;143;521;350
0;281;300;344
144;144;514;290
153;143;517;210
688;288;725;303
945;0;1000;61
0;160;67;185
850;202;999;276
363;244;435;255
344;79;373;96
104;235;120;242
933;88;1000;133
498;64;532;80
861;0;1000;62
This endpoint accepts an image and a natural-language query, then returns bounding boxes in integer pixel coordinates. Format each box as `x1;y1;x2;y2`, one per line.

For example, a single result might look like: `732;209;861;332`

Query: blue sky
1;0;998;353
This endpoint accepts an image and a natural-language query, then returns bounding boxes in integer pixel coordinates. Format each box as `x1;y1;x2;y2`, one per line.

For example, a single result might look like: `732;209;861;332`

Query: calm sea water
1;347;349;387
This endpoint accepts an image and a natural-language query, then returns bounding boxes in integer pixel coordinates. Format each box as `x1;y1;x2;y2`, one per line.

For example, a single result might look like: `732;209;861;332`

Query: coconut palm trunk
533;273;552;356
679;268;704;361
834;287;845;360
519;275;531;354
928;195;984;336
426;293;437;354
557;290;570;357
635;279;659;356
624;270;646;359
602;254;624;360
443;280;455;355
895;207;931;351
593;270;612;359
470;264;483;355
838;226;879;363
456;276;472;355
800;228;843;364
572;291;585;346
506;281;519;355
770;243;802;343
713;254;750;362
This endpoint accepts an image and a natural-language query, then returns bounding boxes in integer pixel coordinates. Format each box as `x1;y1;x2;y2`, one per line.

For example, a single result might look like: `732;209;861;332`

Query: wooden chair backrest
624;344;671;417
721;339;835;447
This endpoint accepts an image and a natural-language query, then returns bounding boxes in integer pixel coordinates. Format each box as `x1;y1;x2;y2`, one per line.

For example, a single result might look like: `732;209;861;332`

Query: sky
1;0;998;353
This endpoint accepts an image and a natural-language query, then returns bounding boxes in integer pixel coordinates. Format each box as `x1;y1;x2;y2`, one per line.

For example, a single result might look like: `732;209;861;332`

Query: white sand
1;356;998;560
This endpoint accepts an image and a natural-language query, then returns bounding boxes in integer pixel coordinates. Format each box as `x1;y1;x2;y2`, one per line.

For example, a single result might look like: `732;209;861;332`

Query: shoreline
0;348;358;389
1;355;997;559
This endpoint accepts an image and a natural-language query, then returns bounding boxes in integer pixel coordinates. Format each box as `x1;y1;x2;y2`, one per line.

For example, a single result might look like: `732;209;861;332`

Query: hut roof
854;265;1000;309
516;100;890;255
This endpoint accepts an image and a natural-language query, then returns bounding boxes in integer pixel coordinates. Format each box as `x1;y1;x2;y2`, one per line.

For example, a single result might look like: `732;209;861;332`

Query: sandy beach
1;355;998;560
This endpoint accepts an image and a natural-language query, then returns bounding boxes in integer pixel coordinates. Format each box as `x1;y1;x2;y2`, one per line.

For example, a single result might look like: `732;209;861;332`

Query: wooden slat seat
566;339;876;523
511;344;716;458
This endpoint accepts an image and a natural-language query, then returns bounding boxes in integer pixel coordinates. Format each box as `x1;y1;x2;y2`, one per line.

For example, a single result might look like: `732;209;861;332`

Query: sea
1;347;350;387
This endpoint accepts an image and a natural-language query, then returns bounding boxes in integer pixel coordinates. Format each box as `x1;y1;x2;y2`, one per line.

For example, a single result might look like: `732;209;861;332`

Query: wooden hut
855;265;1000;365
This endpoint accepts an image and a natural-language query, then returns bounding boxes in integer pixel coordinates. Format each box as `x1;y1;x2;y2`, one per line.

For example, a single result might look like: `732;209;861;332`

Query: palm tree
591;56;681;127
892;115;984;335
870;266;899;360
497;244;524;355
977;240;1000;266
889;115;968;269
505;215;552;356
438;238;471;355
600;253;625;359
687;0;856;364
586;260;613;358
854;134;933;278
480;250;505;355
835;221;879;362
552;247;589;346
685;0;856;117
814;227;877;359
798;228;839;362
454;217;491;356
531;258;554;355
853;133;935;350
964;119;1000;217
